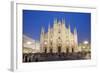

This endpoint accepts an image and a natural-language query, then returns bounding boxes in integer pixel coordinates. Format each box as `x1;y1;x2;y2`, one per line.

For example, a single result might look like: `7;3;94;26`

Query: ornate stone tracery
40;19;79;53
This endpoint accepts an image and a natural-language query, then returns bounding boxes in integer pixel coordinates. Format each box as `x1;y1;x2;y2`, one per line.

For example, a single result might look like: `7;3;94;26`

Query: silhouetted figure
35;57;38;62
25;55;27;62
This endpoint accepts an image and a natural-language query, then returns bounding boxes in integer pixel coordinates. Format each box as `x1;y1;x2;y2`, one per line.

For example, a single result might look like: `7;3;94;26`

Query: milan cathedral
40;19;79;53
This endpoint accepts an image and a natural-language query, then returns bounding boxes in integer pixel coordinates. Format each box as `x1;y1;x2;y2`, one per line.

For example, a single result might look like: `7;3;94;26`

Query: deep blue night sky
23;10;91;43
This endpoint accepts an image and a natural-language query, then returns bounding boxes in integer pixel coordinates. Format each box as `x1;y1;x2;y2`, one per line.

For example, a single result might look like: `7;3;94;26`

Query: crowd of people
23;51;91;62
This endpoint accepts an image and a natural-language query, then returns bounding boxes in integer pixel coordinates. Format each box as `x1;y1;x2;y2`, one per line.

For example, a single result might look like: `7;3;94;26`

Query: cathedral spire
62;18;65;25
54;18;57;24
48;22;50;32
74;27;77;35
40;26;45;53
53;18;58;29
74;27;78;46
58;19;61;25
41;26;45;35
68;24;71;37
68;24;71;32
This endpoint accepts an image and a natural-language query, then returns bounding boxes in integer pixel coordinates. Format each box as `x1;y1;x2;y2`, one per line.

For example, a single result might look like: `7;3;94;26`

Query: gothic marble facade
40;19;79;53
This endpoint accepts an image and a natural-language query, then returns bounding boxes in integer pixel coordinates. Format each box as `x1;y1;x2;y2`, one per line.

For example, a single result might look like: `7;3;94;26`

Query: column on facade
74;27;78;52
61;19;67;53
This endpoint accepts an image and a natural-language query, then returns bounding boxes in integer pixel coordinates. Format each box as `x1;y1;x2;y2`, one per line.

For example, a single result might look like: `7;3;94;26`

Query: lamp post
81;41;89;56
82;41;89;51
26;41;32;45
83;41;88;45
83;41;91;59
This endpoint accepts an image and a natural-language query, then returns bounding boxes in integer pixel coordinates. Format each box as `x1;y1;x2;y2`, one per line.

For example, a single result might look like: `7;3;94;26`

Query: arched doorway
58;46;61;53
44;47;47;53
66;48;69;54
57;37;62;54
50;48;53;53
72;48;74;53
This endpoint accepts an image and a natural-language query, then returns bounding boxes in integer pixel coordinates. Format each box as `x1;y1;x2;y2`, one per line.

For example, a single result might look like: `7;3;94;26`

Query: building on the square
40;19;79;53
78;41;91;53
23;35;40;53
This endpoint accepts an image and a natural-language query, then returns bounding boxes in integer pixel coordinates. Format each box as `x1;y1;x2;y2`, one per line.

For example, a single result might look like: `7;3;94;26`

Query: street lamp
26;41;32;45
82;41;89;53
83;41;88;44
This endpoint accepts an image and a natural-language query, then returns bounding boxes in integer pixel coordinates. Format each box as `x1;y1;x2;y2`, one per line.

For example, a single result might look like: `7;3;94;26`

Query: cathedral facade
40;19;79;53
